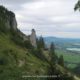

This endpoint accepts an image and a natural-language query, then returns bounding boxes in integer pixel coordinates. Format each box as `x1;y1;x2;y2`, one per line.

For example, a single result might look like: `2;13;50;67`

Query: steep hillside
0;32;50;80
0;5;79;80
0;5;49;79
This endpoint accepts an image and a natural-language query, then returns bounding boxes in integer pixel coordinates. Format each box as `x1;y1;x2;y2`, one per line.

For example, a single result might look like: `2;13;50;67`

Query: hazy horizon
37;35;80;39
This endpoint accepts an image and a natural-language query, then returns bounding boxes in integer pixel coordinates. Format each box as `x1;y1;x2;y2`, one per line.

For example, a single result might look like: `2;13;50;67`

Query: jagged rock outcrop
0;5;37;48
17;29;37;48
30;29;37;48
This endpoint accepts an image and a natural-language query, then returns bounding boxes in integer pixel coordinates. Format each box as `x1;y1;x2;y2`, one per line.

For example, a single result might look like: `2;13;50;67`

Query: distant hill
44;37;80;49
44;37;80;44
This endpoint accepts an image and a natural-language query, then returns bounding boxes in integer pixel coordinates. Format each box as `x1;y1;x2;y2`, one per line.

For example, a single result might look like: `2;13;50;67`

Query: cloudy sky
0;0;80;38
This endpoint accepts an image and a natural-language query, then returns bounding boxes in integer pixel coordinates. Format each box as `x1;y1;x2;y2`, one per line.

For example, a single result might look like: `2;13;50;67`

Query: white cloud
0;0;80;38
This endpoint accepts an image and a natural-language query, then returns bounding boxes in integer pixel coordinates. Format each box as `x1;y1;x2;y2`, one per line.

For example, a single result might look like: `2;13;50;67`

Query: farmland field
56;49;80;68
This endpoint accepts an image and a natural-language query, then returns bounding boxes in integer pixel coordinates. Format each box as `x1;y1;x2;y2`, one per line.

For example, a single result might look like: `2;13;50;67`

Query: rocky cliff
0;5;37;47
0;6;17;31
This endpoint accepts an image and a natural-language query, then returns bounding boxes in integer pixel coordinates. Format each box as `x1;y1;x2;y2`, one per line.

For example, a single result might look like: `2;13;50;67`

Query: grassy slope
0;33;80;80
0;33;49;79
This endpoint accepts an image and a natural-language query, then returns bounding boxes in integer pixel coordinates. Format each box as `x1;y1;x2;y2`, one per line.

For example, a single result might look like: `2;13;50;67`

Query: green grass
56;49;80;68
0;33;49;80
0;33;79;80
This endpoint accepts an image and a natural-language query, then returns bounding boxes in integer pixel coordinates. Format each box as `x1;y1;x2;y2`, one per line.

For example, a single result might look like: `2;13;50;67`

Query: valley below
44;37;80;69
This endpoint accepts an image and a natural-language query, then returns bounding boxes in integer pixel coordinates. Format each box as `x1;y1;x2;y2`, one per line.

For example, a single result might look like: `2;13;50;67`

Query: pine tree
50;42;55;53
58;55;64;67
49;42;58;65
37;36;45;49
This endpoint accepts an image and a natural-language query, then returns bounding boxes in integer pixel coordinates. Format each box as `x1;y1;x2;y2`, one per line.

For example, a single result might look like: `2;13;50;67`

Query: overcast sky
0;0;80;38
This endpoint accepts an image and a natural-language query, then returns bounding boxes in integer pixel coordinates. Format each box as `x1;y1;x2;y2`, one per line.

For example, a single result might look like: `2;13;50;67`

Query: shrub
24;40;33;49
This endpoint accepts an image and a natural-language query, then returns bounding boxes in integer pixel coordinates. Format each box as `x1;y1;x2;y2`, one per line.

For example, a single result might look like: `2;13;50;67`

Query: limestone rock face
5;16;17;31
0;6;17;31
30;29;37;48
5;19;11;29
10;17;17;31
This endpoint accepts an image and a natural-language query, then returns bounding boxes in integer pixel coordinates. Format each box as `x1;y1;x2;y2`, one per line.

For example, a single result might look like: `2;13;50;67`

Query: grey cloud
0;0;37;5
0;0;80;38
